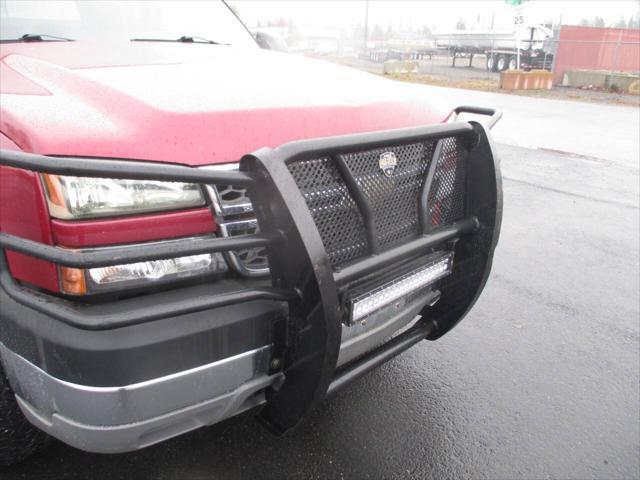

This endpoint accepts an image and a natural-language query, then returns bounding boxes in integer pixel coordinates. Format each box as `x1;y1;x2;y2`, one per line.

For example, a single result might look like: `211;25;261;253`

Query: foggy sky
229;0;640;31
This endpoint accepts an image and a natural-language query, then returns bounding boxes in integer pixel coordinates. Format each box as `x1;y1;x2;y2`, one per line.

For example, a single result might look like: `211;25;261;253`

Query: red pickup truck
0;0;501;466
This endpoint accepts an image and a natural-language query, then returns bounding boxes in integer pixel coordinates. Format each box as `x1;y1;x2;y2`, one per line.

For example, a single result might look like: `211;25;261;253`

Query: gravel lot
3;87;639;480
328;53;501;79
326;54;640;107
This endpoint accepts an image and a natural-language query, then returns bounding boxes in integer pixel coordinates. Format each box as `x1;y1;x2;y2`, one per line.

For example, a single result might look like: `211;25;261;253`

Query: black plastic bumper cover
0;278;285;386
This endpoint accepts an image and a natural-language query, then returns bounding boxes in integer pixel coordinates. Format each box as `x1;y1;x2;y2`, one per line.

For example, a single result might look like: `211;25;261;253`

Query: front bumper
0;274;427;453
0;274;288;452
0;107;502;451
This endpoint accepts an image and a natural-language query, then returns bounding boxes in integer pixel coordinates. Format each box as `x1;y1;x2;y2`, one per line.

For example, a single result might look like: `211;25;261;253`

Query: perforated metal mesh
428;137;466;228
288;136;466;269
288;157;368;266
341;141;435;250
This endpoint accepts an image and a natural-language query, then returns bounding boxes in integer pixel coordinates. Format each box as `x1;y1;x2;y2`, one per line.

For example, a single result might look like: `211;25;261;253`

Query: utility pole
364;0;369;55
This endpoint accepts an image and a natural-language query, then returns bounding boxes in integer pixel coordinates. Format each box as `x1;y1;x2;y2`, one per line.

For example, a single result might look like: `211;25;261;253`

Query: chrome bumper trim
15;374;279;453
0;343;280;453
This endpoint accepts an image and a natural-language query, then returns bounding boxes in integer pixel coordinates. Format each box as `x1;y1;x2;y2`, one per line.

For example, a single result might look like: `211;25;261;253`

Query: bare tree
615;15;628;28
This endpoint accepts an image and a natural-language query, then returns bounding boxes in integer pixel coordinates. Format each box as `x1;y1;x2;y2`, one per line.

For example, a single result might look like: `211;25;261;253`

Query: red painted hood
0;42;447;165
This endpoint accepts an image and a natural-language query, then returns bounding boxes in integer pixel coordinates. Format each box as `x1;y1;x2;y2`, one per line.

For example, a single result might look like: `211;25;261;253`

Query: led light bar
349;253;453;323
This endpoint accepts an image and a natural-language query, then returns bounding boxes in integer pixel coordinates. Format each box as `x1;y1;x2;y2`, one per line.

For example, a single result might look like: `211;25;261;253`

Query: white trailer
433;25;554;71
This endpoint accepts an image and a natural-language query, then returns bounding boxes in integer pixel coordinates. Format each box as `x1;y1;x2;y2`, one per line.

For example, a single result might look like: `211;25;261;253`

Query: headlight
60;252;228;295
42;174;205;219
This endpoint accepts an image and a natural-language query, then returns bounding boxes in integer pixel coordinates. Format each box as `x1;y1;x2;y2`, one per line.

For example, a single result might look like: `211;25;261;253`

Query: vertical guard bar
333;155;380;254
419;139;444;234
423;121;502;339
240;149;342;434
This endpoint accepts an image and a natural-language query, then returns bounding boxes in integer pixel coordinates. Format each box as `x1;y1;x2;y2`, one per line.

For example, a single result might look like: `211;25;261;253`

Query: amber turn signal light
42;174;65;207
59;266;87;295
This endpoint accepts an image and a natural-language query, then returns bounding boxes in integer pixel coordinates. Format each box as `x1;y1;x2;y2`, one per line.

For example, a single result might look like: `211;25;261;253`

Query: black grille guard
0;106;502;433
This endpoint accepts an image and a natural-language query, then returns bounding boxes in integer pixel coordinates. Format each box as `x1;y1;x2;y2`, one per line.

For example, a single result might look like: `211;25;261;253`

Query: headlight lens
42;174;205;219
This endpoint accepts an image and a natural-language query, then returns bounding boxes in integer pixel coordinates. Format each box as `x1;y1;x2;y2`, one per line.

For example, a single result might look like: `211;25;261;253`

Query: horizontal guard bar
0;232;278;268
0;150;257;186
333;217;478;285
0;264;294;330
271;122;476;163
326;320;435;396
445;105;503;130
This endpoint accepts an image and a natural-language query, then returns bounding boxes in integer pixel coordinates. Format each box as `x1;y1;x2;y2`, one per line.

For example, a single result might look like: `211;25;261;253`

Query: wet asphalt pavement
4;89;640;479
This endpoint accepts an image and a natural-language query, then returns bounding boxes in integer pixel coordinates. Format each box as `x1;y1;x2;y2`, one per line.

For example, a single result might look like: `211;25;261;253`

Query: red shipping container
553;25;640;85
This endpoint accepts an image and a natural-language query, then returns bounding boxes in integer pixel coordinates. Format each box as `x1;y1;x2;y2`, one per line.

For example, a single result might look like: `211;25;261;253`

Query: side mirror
254;31;290;53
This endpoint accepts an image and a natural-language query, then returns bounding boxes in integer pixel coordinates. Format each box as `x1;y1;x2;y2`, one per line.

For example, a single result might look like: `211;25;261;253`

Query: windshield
0;0;257;47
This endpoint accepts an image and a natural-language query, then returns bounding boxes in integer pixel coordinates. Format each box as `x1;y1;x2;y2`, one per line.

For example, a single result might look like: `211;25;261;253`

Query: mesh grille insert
428;137;466;228
287;136;466;269
288;157;368;266
340;141;435;250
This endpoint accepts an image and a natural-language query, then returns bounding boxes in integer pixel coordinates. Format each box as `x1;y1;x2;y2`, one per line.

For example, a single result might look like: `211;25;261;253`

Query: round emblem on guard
378;151;398;177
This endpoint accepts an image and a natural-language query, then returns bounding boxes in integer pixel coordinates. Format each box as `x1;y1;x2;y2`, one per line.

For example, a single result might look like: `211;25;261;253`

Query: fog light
88;253;226;285
59;253;228;294
349;253;453;323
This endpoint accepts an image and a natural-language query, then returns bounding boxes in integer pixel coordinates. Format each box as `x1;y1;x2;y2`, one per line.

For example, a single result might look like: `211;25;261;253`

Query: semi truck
433;25;554;71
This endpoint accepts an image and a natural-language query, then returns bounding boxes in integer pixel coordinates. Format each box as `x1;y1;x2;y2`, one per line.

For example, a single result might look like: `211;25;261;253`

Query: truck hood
0;42;447;165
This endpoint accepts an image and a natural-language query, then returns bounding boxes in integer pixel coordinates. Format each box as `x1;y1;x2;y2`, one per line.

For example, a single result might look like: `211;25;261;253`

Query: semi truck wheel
497;55;507;71
0;364;50;467
508;57;517;70
486;55;496;72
